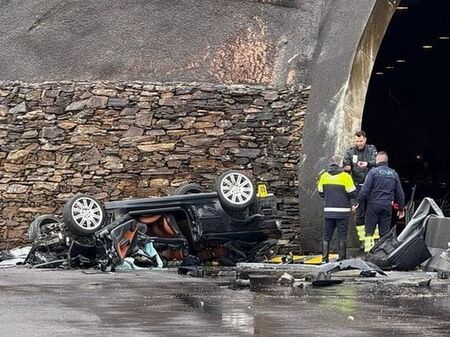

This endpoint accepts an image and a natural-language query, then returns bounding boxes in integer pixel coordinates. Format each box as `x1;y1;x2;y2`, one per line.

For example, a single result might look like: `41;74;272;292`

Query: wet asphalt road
0;268;449;337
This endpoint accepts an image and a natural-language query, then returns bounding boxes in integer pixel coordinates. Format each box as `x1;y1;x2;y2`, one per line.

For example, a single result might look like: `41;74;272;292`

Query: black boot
338;240;347;261
322;241;330;263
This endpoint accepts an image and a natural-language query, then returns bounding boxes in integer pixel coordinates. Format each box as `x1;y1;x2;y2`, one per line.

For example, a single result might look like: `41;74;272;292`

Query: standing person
343;130;377;248
355;151;405;253
317;155;357;263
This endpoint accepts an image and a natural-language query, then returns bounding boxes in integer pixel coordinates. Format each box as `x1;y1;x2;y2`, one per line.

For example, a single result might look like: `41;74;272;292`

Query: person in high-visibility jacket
317;155;357;263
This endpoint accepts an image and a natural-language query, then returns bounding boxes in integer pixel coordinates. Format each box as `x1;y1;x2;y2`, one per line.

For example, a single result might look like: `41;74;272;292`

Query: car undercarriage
23;171;281;270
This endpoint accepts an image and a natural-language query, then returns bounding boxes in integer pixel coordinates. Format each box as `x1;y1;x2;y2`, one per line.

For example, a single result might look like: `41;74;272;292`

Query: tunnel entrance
362;0;450;216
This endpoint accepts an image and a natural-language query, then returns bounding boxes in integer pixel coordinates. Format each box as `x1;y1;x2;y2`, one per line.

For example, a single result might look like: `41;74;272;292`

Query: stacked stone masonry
0;81;308;249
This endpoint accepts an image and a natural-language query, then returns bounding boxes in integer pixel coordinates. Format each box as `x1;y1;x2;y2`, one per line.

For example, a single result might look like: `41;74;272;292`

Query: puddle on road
168;280;450;336
3;270;448;335
47;273;449;336
175;292;255;335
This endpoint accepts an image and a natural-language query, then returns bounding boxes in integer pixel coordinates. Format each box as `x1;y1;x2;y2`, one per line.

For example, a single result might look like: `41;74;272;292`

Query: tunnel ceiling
363;0;450;194
371;0;449;82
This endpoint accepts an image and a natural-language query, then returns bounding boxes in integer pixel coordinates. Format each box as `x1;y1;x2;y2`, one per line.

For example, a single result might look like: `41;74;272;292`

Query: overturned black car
25;171;281;270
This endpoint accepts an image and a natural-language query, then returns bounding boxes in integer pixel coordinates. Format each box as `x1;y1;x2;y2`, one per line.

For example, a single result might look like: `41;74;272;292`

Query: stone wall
0;81;308;249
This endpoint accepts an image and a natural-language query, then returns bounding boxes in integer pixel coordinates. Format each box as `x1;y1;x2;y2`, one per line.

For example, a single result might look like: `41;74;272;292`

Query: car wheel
216;171;256;210
28;214;60;241
173;183;205;195
63;194;106;236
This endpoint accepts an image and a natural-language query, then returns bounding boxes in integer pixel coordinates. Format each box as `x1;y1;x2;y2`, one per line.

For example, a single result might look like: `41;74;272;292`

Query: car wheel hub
221;172;254;205
71;197;103;230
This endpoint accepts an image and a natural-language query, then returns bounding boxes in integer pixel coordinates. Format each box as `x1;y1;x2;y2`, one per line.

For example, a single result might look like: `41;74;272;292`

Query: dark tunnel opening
362;0;450;215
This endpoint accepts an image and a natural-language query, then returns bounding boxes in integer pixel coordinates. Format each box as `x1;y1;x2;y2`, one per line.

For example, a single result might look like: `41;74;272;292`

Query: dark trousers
323;218;349;242
365;203;392;237
355;185;366;226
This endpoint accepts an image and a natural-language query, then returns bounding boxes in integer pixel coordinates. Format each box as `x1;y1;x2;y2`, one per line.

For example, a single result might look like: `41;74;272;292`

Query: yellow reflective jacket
317;165;357;219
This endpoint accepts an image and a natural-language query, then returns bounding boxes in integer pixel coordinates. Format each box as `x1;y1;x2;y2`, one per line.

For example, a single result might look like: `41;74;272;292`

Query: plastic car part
315;258;386;284
143;242;164;268
96;214;132;238
312;279;344;287
397;198;443;242
381;228;431;271
385;225;431;271
216;170;256;210
174;183;205;195
440;189;450;217
63;194;106;236
369;198;442;270
28;214;61;241
110;219;139;260
436;248;450;279
423;217;450;271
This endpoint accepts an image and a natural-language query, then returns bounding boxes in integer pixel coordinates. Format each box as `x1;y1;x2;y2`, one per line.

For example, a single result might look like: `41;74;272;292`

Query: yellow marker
304;254;339;264
269;254;339;264
257;183;268;198
270;255;307;263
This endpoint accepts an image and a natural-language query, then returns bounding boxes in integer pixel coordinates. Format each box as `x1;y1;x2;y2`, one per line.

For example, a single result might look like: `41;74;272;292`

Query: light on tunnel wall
385;66;395;70
375;72;384;75
422;45;433;49
396;59;406;63
438;36;449;40
396;6;408;10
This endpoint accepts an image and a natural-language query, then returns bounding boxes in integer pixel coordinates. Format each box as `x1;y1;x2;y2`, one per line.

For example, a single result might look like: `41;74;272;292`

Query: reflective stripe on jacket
318;165;357;219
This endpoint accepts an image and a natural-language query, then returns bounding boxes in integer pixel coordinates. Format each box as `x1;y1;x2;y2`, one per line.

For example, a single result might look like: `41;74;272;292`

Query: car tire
215;171;256;210
28;214;60;241
63;194;106;236
173;183;205;195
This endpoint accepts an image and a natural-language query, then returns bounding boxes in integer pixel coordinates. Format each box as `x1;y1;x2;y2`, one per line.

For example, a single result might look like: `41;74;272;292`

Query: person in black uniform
318;155;357;262
343;131;377;247
355;151;405;252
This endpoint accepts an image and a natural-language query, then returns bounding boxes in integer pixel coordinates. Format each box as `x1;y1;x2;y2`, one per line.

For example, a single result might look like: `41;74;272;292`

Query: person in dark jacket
343;130;377;247
318;155;357;262
355;151;405;252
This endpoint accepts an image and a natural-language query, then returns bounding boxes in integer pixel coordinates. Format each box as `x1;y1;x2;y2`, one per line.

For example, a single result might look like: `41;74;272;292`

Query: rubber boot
322;241;330;264
364;236;375;253
373;226;380;243
338;240;347;261
356;225;365;252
